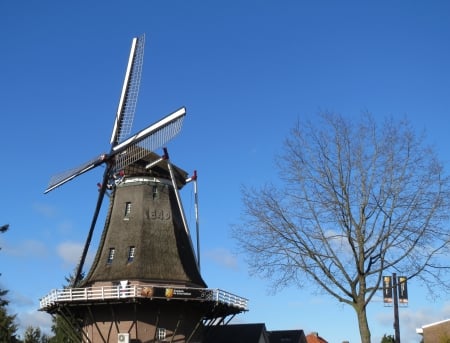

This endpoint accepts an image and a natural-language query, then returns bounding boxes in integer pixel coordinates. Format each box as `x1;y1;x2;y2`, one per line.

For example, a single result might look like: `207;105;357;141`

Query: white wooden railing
39;284;248;311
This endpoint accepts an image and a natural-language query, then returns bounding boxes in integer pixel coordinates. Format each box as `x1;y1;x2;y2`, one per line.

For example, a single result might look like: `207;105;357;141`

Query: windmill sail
44;107;185;194
45;35;145;195
113;107;186;172
44;154;107;194
110;34;145;146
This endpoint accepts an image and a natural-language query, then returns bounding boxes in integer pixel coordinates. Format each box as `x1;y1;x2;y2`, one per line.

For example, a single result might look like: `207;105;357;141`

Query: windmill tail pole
186;170;201;270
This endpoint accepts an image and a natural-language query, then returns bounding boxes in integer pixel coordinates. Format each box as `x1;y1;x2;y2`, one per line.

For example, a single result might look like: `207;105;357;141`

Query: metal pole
185;170;201;270
393;273;400;343
193;171;200;270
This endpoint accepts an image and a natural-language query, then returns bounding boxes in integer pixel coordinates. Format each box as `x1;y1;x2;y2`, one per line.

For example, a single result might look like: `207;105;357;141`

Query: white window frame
124;202;132;218
107;247;115;264
156;327;166;341
128;246;136;263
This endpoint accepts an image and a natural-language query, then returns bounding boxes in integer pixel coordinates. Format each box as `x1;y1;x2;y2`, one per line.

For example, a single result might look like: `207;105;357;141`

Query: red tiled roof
306;332;328;343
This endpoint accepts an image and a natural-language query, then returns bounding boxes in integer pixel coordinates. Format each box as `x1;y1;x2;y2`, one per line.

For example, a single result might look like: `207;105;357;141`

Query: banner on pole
383;275;393;303
398;276;408;304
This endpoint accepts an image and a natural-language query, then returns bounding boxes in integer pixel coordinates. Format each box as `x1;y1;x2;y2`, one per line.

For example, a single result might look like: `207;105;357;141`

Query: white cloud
2;240;48;258
205;248;239;270
56;241;95;269
56;220;75;235
376;302;450;343
9;290;35;308
16;310;53;339
57;241;83;266
32;202;57;218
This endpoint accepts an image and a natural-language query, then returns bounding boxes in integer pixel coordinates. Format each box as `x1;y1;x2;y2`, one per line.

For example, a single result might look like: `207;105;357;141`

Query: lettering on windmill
150;209;171;220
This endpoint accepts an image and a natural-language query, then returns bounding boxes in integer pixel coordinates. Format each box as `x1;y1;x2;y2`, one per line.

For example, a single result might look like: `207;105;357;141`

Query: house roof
306;332;328;343
268;329;307;343
205;323;268;343
421;318;450;329
204;324;308;343
416;318;450;334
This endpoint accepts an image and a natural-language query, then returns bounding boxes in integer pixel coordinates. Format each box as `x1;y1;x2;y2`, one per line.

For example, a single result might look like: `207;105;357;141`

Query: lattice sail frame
113;108;185;172
111;34;145;146
45;107;185;193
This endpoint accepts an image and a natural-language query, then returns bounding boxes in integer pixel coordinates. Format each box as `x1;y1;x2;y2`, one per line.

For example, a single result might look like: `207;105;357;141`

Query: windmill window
124;202;132;218
156;328;166;341
107;248;115;264
127;246;136;263
152;185;159;200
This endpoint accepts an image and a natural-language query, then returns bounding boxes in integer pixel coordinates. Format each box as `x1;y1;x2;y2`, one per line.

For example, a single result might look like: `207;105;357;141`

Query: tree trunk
355;302;371;343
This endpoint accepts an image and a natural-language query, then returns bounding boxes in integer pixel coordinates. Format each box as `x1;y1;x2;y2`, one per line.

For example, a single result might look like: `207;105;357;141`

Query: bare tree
233;112;450;343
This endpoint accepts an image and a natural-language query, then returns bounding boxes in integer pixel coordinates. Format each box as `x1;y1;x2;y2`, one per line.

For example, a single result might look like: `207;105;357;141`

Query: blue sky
1;1;450;342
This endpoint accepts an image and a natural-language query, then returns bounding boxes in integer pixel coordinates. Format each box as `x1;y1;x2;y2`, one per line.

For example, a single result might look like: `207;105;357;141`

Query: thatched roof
82;154;206;288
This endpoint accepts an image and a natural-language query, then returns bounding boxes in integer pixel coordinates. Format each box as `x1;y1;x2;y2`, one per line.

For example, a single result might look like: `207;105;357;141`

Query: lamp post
383;273;407;343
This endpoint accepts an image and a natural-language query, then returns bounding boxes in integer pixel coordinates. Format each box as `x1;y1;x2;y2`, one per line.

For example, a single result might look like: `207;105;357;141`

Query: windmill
40;35;247;343
44;34;188;286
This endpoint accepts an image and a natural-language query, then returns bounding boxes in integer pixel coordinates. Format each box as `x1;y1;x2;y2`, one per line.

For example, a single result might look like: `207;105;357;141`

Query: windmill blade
44;154;108;194
110;34;145;146
112;107;186;172
72;170;109;286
